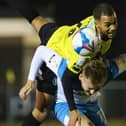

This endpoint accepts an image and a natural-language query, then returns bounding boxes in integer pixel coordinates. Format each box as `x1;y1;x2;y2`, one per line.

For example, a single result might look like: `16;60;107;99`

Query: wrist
70;109;78;115
69;104;77;111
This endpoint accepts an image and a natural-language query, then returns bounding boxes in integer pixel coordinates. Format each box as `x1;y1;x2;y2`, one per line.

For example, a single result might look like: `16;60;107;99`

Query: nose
110;24;117;32
89;89;95;95
85;89;95;96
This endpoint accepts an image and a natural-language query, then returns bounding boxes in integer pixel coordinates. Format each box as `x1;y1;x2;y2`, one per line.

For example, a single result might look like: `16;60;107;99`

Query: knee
32;107;48;122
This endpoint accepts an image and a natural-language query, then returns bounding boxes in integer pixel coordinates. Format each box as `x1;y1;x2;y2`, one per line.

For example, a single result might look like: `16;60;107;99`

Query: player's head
93;2;118;41
79;59;107;96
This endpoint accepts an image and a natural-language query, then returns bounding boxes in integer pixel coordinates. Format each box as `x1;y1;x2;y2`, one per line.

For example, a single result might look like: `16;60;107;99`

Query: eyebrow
104;19;117;24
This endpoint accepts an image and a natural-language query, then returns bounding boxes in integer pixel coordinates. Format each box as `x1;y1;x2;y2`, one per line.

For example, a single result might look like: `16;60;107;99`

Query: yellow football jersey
47;16;112;73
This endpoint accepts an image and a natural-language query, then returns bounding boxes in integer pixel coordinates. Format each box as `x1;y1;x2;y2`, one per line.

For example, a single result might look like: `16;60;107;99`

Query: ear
79;73;83;81
95;19;100;29
95;20;101;37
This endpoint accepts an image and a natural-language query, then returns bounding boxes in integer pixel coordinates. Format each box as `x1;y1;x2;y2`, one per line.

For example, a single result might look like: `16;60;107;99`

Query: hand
19;80;35;100
76;115;95;126
67;109;81;126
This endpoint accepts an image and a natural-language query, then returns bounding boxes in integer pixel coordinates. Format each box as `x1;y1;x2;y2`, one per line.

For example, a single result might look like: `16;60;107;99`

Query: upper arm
31;16;49;33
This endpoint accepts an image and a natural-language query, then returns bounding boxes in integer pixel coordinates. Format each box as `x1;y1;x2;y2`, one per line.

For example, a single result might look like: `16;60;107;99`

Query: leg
22;62;57;126
32;89;54;122
22;89;54;126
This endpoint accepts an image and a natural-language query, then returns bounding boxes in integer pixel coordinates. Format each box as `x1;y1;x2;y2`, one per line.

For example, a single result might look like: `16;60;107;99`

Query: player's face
96;12;118;41
79;73;103;96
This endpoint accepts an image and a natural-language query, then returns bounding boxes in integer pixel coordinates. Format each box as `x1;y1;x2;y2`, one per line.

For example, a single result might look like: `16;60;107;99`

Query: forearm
61;68;77;110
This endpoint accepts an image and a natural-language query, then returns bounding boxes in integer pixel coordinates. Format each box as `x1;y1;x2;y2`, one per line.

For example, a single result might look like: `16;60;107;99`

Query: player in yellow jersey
5;0;118;126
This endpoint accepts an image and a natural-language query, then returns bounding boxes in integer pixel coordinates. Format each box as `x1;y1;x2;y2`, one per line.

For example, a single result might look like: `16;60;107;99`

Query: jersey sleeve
28;46;45;80
28;45;63;80
61;68;77;110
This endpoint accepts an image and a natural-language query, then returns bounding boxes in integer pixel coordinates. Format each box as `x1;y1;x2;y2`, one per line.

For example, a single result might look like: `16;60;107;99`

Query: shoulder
80;16;94;24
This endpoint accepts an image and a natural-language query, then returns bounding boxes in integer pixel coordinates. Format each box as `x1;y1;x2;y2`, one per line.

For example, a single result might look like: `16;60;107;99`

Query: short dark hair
93;2;115;20
82;59;107;86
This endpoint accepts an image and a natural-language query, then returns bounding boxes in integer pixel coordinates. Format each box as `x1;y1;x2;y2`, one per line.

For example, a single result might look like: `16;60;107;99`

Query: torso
46;16;112;74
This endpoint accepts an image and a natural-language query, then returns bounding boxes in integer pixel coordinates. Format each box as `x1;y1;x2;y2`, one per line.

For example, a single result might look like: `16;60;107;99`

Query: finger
78;118;81;126
19;89;24;98
19;91;25;99
25;88;32;96
88;121;95;126
75;119;81;126
68;119;77;126
19;88;27;99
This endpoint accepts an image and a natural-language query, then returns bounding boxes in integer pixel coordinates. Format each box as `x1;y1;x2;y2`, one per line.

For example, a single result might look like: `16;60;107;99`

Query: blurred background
0;0;126;125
